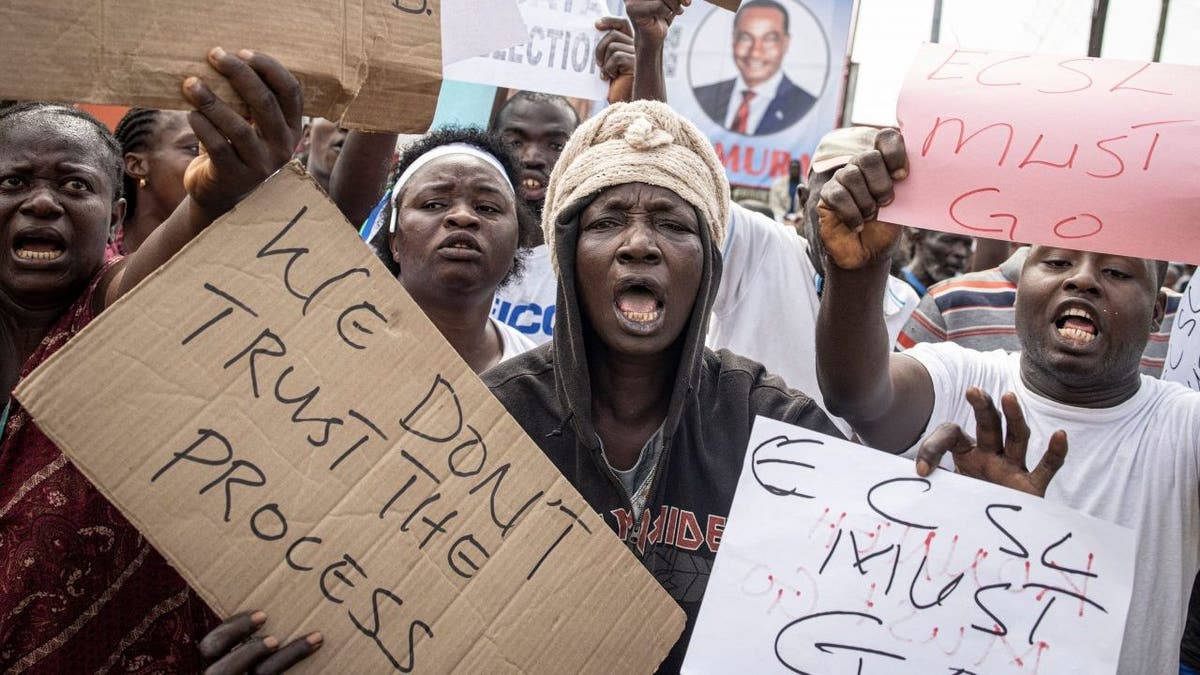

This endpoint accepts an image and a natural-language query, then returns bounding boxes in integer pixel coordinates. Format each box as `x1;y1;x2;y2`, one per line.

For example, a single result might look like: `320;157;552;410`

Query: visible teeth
16;249;62;261
522;179;541;189
1058;326;1096;342
1062;308;1092;320
622;310;660;323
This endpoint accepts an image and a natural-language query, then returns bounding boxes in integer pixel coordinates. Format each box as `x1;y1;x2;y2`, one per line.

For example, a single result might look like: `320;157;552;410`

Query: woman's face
0;112;122;310
388;155;519;302
575;183;703;357
133;111;198;217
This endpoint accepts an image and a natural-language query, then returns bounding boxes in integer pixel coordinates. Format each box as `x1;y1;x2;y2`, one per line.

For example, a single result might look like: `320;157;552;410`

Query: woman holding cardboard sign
0;49;318;673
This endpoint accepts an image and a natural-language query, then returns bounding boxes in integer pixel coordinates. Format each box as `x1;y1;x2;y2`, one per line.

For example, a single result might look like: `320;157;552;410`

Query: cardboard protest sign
441;0;530;66
1163;278;1200;390
0;1;442;133
683;417;1135;674
885;43;1200;264
14;164;684;673
442;0;611;101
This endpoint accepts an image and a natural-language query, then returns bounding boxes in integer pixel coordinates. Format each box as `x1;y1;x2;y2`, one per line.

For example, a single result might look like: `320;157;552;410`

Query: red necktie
731;90;757;134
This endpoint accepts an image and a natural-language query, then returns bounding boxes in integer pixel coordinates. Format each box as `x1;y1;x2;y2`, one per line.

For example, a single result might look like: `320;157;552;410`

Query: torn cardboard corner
0;1;442;133
14;164;684;673
707;0;743;11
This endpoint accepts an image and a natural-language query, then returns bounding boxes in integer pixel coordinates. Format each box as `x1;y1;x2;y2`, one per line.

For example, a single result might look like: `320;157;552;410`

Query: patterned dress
0;261;219;674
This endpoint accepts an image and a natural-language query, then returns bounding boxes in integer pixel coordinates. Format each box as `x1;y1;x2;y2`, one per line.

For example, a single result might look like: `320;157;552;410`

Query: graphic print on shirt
491;297;555;339
610;505;726;604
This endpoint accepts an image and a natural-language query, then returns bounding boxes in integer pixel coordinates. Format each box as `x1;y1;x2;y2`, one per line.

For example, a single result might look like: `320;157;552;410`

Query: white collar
733;68;786;99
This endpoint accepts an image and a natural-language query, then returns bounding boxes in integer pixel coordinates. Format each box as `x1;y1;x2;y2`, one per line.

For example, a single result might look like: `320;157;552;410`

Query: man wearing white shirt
693;0;816;136
815;128;1199;675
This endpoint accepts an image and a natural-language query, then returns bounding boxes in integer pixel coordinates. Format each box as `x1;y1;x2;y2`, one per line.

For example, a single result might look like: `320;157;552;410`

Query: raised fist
817;128;908;270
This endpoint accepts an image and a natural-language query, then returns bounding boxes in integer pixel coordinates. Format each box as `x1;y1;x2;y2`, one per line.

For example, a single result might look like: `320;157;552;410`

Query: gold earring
138;177;147;188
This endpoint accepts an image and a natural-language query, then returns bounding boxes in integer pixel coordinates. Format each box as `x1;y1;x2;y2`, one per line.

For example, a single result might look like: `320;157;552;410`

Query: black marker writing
867;477;939;530
984;504;1029;558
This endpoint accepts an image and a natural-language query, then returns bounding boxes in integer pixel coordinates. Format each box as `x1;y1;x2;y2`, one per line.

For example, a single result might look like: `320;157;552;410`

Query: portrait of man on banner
692;0;822;137
668;0;852;188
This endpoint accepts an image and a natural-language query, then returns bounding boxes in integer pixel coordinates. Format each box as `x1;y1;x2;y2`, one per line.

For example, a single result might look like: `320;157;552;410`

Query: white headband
387;143;515;234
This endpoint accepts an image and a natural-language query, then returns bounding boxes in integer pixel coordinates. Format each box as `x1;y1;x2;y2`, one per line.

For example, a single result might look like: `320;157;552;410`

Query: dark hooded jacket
482;198;844;673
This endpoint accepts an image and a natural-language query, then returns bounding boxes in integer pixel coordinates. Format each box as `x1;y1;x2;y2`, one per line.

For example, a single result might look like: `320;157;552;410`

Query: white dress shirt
723;69;785;134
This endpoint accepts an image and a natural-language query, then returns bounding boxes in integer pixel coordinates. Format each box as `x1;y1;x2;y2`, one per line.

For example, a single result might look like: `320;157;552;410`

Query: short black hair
736;0;790;34
491;90;580;132
369;126;538;286
113;108;165;218
0;102;124;203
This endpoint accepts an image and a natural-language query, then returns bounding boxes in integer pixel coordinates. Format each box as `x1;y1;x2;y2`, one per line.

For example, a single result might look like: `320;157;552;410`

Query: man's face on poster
733;6;791;89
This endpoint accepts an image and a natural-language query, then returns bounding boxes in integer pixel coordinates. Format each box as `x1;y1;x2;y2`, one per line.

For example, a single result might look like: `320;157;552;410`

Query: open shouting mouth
1054;305;1099;345
13;229;66;263
613;277;665;335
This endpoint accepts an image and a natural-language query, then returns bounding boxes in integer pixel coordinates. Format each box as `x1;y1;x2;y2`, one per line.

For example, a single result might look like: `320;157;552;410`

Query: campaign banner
443;0;612;101
664;0;854;188
441;0;528;66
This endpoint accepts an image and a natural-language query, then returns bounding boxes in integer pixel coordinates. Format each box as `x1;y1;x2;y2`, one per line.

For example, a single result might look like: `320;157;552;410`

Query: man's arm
625;0;690;102
106;48;302;307
813;129;936;453
328;131;397;229
595;18;635;103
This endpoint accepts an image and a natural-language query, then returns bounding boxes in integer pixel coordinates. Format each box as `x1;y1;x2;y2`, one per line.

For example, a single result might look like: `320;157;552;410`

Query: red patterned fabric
0;259;219;674
104;227;127;260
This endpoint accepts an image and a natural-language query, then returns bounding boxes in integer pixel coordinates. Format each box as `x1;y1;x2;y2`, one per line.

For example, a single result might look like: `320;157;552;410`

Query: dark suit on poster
693;75;817;136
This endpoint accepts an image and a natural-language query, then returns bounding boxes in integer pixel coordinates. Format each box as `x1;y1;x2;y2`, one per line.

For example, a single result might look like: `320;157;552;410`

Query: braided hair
113;108;164;217
0;102;124;202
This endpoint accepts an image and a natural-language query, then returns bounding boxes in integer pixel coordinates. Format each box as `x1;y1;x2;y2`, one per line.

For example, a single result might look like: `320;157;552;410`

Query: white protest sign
441;0;529;66
443;0;610;100
683;417;1136;675
1164;277;1200;390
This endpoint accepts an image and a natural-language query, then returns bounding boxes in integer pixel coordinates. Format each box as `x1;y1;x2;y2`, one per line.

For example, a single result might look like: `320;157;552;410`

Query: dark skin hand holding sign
0;46;318;672
812;129;1070;497
167;48;324;675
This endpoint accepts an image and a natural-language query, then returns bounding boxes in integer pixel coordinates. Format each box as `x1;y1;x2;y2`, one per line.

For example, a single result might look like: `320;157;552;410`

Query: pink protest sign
883;43;1200;264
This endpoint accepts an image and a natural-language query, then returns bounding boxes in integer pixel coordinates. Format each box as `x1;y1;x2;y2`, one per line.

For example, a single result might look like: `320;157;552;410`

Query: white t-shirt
492;245;556;345
493;317;537;362
710;204;919;433
904;342;1200;675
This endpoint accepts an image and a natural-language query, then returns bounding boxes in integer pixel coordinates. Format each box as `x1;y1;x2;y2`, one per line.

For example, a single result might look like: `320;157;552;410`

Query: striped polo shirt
898;247;1181;377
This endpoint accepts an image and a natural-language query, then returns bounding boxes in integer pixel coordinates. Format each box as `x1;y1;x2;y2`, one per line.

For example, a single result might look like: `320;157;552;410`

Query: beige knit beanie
542;100;730;274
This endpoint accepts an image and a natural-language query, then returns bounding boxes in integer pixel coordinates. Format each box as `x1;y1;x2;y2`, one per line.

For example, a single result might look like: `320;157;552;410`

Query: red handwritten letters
884;44;1200;264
